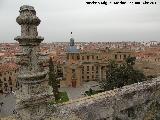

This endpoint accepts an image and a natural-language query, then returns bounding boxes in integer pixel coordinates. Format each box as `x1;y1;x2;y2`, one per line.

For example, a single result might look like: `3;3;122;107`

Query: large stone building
62;37;134;87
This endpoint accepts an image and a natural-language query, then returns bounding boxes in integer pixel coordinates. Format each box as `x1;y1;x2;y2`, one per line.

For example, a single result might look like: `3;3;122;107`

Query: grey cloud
0;0;159;42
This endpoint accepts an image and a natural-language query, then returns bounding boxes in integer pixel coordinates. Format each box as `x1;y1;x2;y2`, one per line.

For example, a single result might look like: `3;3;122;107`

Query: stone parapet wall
2;77;160;120
49;77;160;120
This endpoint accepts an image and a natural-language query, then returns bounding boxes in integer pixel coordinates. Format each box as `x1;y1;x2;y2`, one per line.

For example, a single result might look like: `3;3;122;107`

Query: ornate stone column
14;5;53;120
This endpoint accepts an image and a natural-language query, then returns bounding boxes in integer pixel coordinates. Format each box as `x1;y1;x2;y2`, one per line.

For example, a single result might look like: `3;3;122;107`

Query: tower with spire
14;5;53;120
64;32;82;87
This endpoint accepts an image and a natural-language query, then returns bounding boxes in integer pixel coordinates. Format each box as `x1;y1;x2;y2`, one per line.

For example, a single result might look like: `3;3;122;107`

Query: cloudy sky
0;0;159;43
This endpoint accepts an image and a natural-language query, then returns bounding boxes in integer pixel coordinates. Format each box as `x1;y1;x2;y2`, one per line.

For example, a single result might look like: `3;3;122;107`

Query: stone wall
48;77;160;120
2;78;160;120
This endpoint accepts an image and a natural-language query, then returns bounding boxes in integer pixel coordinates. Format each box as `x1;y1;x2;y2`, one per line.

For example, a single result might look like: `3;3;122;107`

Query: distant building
0;63;19;94
62;37;134;88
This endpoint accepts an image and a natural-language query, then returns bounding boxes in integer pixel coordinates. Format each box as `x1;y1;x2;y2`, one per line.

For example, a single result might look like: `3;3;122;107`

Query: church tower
64;33;82;87
14;5;53;120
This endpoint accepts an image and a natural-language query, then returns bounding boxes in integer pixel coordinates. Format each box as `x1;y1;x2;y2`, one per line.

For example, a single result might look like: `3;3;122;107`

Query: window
92;75;94;79
82;76;84;79
115;55;117;59
82;67;84;74
120;55;121;59
87;66;89;71
92;55;94;60
4;77;6;81
0;79;2;87
92;66;94;71
96;56;98;60
82;56;84;60
9;77;12;85
96;66;98;70
87;76;89;79
72;69;75;73
72;55;74;60
87;56;89;60
124;54;126;59
0;73;2;76
77;55;80;60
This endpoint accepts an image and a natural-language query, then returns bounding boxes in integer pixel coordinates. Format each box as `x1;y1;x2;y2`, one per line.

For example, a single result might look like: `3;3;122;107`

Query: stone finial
16;5;40;26
15;5;43;45
19;5;35;12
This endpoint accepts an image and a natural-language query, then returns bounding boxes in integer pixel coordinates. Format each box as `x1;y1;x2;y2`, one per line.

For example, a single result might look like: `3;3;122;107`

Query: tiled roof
0;63;18;73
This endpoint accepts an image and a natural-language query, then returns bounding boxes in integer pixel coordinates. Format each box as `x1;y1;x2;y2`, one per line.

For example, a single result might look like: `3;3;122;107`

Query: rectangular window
82;67;84;74
115;55;117;59
92;66;94;71
87;66;89;71
96;66;98;70
87;56;89;60
77;55;80;60
82;56;84;60
92;55;94;59
72;69;75;73
96;56;98;60
92;75;94;79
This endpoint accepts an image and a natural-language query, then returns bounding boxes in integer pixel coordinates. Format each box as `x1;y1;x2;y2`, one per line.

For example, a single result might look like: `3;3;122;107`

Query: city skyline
0;0;160;43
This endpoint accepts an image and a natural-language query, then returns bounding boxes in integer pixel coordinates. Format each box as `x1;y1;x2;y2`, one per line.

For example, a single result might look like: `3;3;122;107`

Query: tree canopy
100;56;146;91
48;57;59;101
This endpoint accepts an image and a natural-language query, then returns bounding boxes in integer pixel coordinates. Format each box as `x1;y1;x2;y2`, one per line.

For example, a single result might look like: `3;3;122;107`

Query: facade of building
0;63;18;94
62;38;134;88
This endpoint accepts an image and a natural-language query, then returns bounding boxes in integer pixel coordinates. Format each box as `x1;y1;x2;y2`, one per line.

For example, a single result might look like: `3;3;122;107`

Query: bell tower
14;5;53;120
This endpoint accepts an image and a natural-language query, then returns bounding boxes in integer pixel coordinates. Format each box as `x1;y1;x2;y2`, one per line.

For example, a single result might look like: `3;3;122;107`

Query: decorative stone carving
14;5;53;120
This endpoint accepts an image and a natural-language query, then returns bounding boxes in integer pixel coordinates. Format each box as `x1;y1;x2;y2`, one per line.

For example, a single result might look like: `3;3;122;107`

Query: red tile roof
0;63;18;73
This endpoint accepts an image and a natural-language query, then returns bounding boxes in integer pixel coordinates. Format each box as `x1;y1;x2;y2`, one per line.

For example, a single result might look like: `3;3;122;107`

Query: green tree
100;57;146;91
48;57;59;101
126;56;136;66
